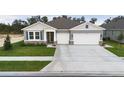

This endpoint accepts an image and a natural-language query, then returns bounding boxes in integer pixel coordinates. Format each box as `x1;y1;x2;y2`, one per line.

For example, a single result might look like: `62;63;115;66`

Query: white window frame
35;31;40;40
28;31;41;41
28;31;34;40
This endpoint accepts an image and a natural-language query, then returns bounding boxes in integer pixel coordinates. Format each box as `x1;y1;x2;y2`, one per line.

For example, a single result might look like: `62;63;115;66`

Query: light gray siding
103;30;124;43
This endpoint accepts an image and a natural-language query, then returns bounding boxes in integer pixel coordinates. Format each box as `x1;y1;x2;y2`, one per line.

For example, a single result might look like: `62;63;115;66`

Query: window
29;32;34;39
35;32;40;39
28;31;41;40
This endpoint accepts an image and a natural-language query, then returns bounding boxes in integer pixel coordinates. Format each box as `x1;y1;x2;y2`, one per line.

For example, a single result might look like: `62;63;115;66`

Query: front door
47;32;54;43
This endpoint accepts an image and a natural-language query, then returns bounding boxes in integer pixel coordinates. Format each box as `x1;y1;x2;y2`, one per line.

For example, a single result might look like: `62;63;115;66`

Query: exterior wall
56;30;102;45
70;22;104;44
57;31;69;44
22;22;56;31
23;31;26;40
103;30;124;43
70;22;105;31
22;22;57;45
23;29;57;45
22;22;105;45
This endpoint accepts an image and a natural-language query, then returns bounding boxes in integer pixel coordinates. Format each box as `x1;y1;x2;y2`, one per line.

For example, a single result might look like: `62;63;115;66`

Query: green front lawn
105;40;124;57
0;41;55;56
0;61;50;71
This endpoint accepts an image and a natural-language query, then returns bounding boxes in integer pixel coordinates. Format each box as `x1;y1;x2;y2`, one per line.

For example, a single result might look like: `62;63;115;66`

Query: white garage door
57;32;69;44
73;33;100;44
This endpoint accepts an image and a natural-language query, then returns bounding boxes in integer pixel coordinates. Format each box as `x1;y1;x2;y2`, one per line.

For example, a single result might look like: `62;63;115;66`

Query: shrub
103;37;110;41
3;34;12;50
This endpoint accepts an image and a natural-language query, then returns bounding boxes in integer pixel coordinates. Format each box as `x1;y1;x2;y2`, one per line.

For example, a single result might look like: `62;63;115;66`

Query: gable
70;22;105;30
21;21;56;31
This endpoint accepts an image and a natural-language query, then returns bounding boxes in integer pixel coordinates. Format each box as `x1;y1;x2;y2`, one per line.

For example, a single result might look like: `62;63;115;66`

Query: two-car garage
73;33;100;44
56;22;104;45
57;32;101;45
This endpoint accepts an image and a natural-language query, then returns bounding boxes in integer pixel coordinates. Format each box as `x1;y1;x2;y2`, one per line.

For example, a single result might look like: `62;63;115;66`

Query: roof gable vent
85;25;89;28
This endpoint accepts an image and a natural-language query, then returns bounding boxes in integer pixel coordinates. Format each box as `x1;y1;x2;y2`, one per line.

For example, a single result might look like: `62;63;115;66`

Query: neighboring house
21;17;105;45
102;20;124;43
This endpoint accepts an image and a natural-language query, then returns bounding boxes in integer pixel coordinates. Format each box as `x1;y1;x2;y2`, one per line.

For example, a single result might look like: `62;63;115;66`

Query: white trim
21;21;56;31
70;22;106;30
28;31;42;41
28;31;34;40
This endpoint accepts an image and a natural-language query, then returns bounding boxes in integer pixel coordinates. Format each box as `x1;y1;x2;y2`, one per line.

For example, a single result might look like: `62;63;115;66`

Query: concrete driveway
41;45;124;76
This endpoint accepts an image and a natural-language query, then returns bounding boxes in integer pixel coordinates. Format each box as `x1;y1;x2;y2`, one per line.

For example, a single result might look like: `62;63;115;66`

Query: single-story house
21;17;105;45
102;19;124;43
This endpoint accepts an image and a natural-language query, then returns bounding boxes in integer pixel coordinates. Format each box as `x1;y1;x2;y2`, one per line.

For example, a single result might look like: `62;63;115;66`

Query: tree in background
104;18;111;24
12;19;28;33
72;16;86;23
53;17;57;20
3;34;12;50
41;16;48;23
62;15;68;19
80;16;86;23
27;15;48;24
111;16;124;22
90;18;97;24
76;18;81;22
103;16;124;25
72;17;76;21
27;15;42;25
0;23;12;34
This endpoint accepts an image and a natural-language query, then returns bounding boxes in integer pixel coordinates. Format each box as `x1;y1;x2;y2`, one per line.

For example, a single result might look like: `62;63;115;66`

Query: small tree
3;34;12;50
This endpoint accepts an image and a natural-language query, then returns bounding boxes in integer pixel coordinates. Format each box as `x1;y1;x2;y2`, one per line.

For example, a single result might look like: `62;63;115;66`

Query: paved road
0;56;53;61
41;45;124;76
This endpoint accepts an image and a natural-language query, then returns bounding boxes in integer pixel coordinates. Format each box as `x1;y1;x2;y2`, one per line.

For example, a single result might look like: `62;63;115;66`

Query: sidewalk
0;56;53;61
0;71;124;76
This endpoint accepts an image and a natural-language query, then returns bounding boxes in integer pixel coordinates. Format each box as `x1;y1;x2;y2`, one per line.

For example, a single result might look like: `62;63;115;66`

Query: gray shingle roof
46;17;81;29
101;19;124;30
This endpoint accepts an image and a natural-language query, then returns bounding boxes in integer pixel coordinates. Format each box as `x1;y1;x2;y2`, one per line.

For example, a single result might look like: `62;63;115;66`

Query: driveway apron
41;45;124;75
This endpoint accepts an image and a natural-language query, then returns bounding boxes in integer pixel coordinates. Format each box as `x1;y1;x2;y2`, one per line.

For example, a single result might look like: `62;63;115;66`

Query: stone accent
24;41;57;45
24;41;47;45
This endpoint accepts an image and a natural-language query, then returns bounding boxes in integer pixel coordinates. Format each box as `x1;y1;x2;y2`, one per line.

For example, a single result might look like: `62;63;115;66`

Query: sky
0;15;118;25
